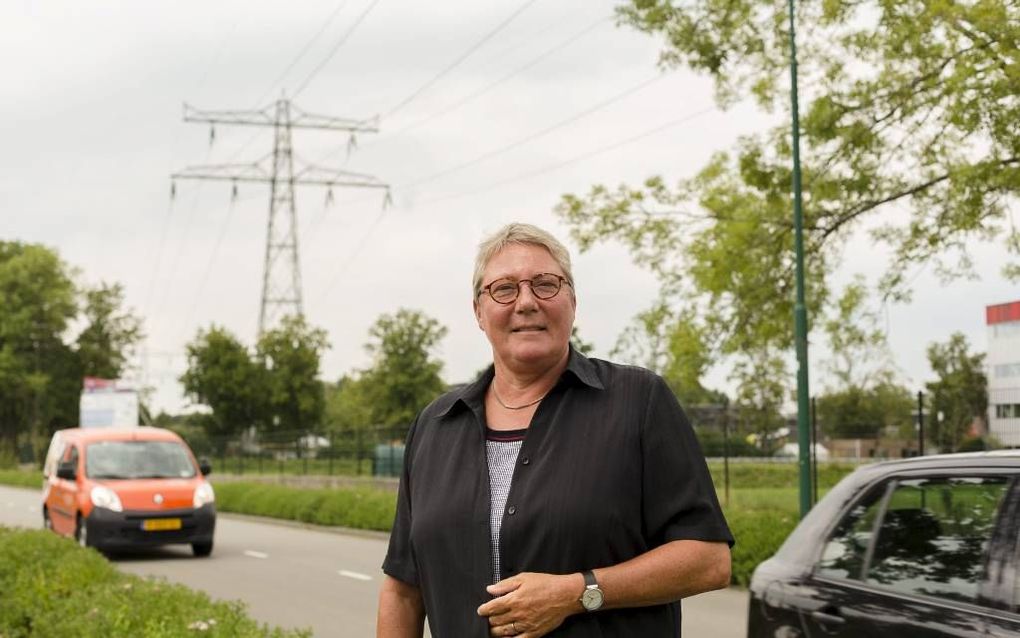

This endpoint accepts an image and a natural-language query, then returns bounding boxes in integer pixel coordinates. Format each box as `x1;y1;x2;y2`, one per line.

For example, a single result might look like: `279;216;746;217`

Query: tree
0;242;78;452
814;278;914;440
816;382;915;440
327;309;448;431
556;0;1019;389
925;333;987;453
180;326;269;441
256;315;329;433
75;282;144;379
611;302;727;406
569;326;596;357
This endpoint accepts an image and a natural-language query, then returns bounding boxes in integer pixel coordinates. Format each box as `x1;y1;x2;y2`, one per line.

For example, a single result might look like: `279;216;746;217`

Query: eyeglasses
479;273;572;304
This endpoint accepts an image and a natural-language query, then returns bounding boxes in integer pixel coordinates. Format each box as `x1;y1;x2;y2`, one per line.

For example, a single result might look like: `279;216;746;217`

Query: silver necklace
492;385;546;410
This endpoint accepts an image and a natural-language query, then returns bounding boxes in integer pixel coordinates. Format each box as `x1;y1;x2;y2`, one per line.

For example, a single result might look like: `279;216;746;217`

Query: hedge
0;527;309;637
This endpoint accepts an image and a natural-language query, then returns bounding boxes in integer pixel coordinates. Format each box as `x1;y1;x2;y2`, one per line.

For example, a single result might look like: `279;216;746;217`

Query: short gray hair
473;223;574;297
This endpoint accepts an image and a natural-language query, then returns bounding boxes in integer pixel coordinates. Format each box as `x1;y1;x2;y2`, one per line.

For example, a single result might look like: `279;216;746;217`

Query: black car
748;451;1020;637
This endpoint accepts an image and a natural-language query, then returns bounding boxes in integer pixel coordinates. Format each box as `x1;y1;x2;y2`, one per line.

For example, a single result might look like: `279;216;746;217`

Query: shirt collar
437;346;604;419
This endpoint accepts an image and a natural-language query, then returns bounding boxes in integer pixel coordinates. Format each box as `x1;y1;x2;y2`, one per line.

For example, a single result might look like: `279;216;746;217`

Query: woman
378;223;732;637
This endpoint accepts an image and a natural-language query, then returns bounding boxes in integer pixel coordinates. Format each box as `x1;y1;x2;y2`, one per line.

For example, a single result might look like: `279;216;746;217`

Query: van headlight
193;482;215;508
90;486;123;512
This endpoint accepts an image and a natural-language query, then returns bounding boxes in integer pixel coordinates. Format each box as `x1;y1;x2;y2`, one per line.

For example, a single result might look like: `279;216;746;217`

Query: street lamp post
787;0;812;519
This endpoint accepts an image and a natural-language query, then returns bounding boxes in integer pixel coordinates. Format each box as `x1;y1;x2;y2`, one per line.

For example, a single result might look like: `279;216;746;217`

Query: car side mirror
198;458;212;476
56;461;76;481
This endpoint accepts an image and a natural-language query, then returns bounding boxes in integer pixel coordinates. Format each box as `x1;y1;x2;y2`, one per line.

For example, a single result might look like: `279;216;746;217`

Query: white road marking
338;569;372;582
244;550;269;559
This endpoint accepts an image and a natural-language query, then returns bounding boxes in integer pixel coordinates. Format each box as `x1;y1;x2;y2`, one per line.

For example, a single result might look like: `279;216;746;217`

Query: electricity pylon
171;98;390;336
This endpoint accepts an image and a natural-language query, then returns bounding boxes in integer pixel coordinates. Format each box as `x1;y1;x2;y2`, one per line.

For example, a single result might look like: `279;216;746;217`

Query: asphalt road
0;484;748;637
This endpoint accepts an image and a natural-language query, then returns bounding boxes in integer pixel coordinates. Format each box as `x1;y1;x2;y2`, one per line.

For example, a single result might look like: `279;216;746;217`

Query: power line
252;0;352;107
303;72;671;259
383;0;543;119
293;0;386;99
320;14;611;164
313;106;718;302
406;72;667;188
413;105;717;207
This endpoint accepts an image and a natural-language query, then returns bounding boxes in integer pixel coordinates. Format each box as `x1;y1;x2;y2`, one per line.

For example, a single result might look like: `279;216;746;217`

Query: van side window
865;476;1008;604
66;445;79;469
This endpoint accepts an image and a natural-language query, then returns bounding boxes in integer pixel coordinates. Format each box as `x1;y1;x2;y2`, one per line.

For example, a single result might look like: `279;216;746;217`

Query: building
987;300;1020;447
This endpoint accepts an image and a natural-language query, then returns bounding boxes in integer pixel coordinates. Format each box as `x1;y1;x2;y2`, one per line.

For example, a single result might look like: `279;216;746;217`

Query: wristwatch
579;570;604;611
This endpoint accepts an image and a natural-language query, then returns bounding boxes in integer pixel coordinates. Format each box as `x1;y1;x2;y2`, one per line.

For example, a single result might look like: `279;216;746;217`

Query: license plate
142;518;182;531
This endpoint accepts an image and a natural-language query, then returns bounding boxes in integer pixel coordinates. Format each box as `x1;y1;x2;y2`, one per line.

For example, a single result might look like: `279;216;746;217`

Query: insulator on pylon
231;182;238;200
346;134;358;158
170;181;176;200
325;187;334;206
383;189;393;210
209;125;216;146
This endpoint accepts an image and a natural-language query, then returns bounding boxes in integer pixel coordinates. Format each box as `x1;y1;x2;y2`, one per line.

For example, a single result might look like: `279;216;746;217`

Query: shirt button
507;505;517;516
520;456;530;465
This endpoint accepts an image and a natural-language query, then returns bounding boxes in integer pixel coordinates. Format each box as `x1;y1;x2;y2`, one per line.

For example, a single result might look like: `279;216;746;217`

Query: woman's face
474;243;576;372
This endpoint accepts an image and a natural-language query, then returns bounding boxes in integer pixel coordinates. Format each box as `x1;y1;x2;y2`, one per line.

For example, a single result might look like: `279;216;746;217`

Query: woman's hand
477;572;582;637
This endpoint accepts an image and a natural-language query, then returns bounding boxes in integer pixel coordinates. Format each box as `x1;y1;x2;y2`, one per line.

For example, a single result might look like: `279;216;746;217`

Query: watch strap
582;570;597;588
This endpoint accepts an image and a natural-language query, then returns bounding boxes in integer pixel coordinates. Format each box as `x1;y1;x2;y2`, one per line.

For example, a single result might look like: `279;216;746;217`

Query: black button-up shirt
383;349;733;637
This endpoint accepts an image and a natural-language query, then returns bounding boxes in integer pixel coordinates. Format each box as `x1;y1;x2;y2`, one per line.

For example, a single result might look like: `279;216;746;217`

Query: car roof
55;427;183;444
851;450;1020;479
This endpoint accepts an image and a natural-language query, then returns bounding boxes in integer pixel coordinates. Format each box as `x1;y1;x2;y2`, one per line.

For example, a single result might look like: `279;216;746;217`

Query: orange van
42;427;216;556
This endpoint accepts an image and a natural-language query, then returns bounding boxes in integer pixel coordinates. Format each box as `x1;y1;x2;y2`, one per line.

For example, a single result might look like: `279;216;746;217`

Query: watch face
581;588;604;610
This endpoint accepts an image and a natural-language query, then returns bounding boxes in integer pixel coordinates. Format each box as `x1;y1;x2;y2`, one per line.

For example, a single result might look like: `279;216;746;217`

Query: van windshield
86;441;196;479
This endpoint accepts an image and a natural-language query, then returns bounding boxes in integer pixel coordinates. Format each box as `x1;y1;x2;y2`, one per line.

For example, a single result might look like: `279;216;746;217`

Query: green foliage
212;482;396;531
816;382;915;440
725;508;798;587
559;0;1020;419
75;282;143;379
256;316;329;433
326;309;447;431
707;461;855;490
0;469;40;488
569;326;596;356
614;0;1020;291
925;333;988;452
181;326;270;440
0;527;309;637
0;242;79;452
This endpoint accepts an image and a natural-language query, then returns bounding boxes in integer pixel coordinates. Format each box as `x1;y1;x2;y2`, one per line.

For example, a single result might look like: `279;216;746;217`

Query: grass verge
0;526;309;637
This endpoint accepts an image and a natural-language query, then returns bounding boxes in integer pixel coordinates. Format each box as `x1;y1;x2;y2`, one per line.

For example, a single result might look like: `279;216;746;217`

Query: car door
803;472;1013;637
49;444;81;536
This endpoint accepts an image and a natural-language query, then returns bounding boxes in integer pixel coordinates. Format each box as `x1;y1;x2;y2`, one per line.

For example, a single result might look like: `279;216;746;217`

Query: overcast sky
4;0;1015;414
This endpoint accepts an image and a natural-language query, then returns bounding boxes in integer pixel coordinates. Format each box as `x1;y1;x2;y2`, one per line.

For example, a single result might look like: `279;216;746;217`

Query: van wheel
75;515;90;549
43;508;52;531
192;541;213;557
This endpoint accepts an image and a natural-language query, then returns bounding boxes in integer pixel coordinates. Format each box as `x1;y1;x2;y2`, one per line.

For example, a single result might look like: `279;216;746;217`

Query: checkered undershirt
485;427;527;584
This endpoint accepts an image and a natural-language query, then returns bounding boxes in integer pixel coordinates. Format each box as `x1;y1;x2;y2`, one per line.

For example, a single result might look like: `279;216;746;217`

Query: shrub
724;508;799;587
212;482;396;532
0;527;309;637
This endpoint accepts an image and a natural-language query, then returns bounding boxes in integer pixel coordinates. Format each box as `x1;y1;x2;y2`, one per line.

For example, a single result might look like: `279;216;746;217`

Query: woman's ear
474;299;484;330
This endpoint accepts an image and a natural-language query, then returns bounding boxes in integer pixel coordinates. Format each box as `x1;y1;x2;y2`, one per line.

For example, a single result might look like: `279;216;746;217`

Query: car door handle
811;608;846;626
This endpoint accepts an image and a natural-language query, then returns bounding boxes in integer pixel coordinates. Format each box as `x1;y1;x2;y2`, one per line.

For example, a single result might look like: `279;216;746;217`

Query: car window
816;484;888;580
865;476;1009;604
85;441;197;479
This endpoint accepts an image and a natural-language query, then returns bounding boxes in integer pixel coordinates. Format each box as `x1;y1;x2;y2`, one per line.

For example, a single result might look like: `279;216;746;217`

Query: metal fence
187;426;409;478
